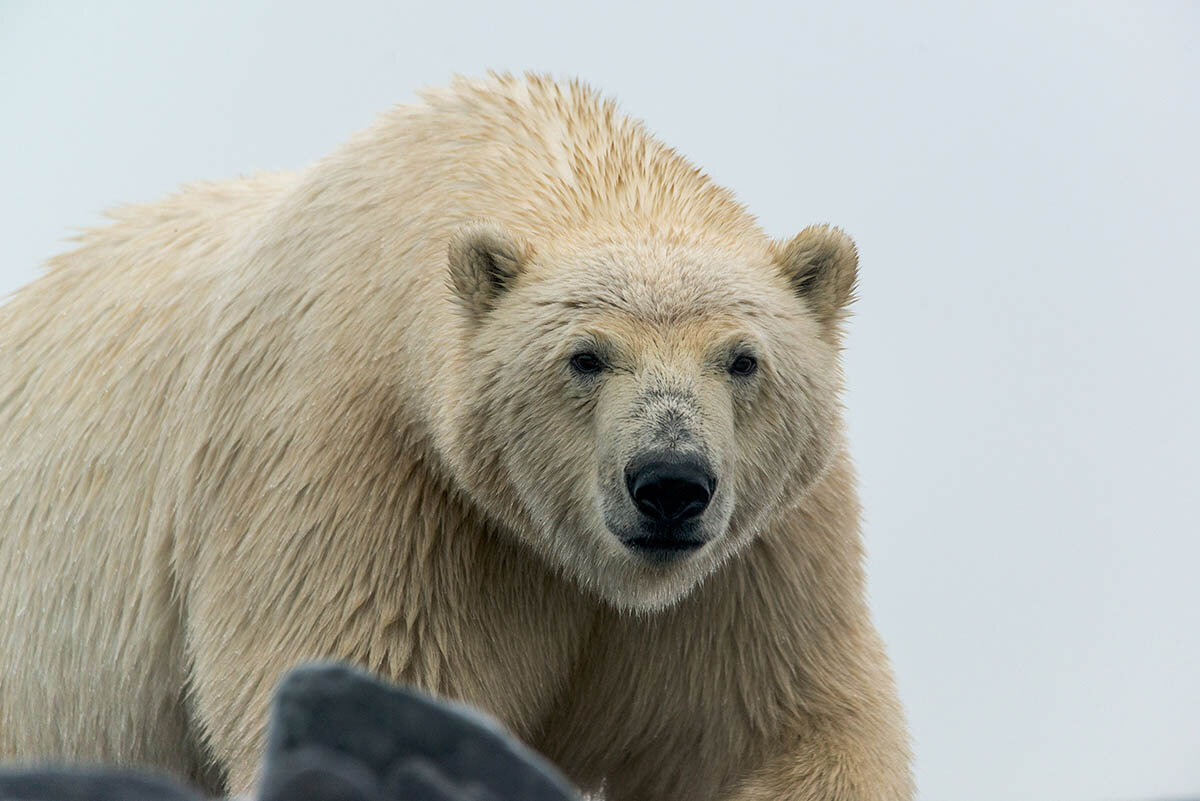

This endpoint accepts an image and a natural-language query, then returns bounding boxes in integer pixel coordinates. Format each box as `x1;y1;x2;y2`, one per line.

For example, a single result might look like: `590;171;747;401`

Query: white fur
0;74;912;800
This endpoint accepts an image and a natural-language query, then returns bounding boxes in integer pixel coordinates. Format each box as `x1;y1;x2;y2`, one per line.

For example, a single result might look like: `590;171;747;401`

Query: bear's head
440;221;857;611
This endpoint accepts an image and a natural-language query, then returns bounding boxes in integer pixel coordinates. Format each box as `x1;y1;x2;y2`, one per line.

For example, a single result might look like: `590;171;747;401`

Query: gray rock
0;768;205;801
259;663;580;801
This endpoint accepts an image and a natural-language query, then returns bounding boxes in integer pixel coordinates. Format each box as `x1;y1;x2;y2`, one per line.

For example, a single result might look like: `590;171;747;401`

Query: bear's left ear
447;220;533;323
774;224;859;334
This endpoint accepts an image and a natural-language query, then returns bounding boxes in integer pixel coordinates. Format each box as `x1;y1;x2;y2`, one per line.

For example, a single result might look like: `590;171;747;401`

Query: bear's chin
579;546;725;613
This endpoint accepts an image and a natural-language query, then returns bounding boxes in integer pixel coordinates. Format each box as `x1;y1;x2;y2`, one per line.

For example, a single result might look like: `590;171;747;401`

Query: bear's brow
538;293;767;324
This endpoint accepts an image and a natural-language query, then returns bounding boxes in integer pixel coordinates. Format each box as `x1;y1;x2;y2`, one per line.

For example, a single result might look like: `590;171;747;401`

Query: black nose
624;454;716;524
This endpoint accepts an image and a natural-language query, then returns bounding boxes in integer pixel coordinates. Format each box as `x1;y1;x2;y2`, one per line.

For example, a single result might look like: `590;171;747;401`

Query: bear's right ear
447;221;532;322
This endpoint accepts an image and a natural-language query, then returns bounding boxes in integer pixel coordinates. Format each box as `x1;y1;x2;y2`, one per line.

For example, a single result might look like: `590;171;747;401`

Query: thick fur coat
0;74;912;800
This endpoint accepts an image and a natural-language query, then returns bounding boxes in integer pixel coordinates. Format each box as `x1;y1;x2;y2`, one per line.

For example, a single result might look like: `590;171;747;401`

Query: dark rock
257;747;382;801
260;663;580;801
0;767;205;801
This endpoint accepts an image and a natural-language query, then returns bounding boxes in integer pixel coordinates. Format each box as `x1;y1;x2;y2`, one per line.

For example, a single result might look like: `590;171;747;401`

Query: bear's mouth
624;533;706;562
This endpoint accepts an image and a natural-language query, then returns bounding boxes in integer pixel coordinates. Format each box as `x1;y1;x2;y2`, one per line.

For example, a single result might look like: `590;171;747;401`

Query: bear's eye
569;352;604;375
729;354;758;377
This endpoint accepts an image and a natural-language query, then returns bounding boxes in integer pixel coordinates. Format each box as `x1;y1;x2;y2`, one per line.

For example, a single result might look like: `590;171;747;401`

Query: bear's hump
359;73;768;247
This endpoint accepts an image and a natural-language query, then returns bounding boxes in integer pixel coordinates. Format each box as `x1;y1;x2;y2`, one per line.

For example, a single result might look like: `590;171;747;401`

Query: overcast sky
2;2;1198;800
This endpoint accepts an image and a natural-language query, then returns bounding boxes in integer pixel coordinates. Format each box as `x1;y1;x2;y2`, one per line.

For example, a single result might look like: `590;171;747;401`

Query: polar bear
0;74;912;800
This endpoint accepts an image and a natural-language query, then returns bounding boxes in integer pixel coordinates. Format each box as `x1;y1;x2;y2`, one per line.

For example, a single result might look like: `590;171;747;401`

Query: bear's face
444;223;857;611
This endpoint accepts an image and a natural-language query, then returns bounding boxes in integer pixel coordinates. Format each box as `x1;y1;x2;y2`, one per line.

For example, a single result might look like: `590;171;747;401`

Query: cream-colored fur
0;74;912;800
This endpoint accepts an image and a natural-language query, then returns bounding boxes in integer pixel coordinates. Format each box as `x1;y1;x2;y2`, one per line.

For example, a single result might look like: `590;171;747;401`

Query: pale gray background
2;2;1197;799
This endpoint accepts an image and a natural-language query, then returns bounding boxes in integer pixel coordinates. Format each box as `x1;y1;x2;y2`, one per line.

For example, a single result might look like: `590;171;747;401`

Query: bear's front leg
723;710;914;801
540;605;913;801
